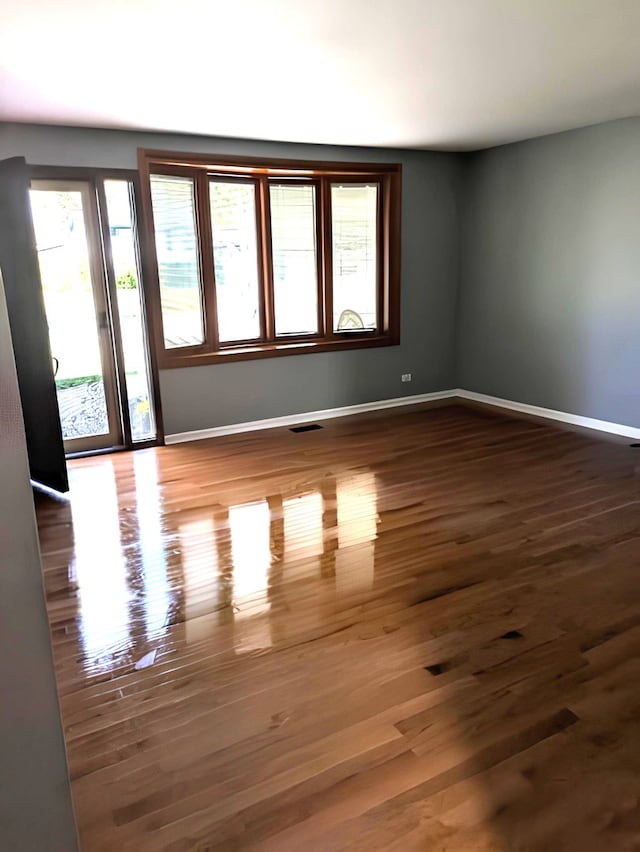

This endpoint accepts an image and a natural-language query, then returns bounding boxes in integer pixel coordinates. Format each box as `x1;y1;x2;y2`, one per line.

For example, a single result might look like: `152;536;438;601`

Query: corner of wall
452;151;477;389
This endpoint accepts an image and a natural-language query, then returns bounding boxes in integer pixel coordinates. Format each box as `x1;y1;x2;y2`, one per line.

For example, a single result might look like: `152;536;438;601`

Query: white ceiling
1;0;640;151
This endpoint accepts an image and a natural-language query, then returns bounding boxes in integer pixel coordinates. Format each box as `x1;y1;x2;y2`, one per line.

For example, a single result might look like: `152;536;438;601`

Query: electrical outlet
401;373;412;382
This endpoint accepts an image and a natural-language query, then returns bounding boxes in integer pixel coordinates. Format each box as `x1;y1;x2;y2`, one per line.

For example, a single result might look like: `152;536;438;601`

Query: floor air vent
290;423;323;433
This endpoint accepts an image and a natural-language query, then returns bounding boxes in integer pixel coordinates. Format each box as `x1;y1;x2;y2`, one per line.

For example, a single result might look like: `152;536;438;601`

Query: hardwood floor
35;403;640;851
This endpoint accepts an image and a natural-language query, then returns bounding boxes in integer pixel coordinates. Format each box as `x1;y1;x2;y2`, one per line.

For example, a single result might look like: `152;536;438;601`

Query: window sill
158;334;398;369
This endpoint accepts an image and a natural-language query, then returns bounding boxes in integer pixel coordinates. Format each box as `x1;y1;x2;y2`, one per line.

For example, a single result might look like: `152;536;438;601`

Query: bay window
138;150;401;366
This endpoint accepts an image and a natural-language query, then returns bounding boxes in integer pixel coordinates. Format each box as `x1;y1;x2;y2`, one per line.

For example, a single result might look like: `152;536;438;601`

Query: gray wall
0;123;462;435
7;119;637;433
0;276;78;850
458;117;640;428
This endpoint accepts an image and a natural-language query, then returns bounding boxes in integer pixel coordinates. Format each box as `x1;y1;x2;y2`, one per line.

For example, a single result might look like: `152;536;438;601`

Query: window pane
331;184;378;332
210;181;261;342
30;188;110;441
104;180;156;442
150;175;204;349
270;184;318;336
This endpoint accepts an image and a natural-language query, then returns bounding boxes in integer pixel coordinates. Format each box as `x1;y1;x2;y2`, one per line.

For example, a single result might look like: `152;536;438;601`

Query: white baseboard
456;389;640;441
164;390;457;444
164;387;640;445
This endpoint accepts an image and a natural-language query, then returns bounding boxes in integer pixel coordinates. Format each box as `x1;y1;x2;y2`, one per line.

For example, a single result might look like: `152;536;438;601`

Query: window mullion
257;176;275;342
313;178;325;338
195;170;219;350
320;177;334;339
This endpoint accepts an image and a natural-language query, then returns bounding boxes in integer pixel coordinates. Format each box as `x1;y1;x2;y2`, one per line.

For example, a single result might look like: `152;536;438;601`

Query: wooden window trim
137;149;401;369
256;177;272;341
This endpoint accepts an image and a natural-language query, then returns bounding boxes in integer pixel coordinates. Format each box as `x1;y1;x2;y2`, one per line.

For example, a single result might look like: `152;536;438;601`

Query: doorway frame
31;177;124;453
30;165;165;453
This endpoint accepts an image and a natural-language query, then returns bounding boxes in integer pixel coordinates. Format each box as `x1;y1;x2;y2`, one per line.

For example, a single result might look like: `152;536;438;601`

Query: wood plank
35;403;640;850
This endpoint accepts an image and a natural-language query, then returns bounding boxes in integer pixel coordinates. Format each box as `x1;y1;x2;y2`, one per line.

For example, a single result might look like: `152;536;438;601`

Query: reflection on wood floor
36;404;640;850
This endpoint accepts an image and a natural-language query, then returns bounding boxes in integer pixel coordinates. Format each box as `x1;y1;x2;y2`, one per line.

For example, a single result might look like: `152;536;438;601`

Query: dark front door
0;157;68;492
